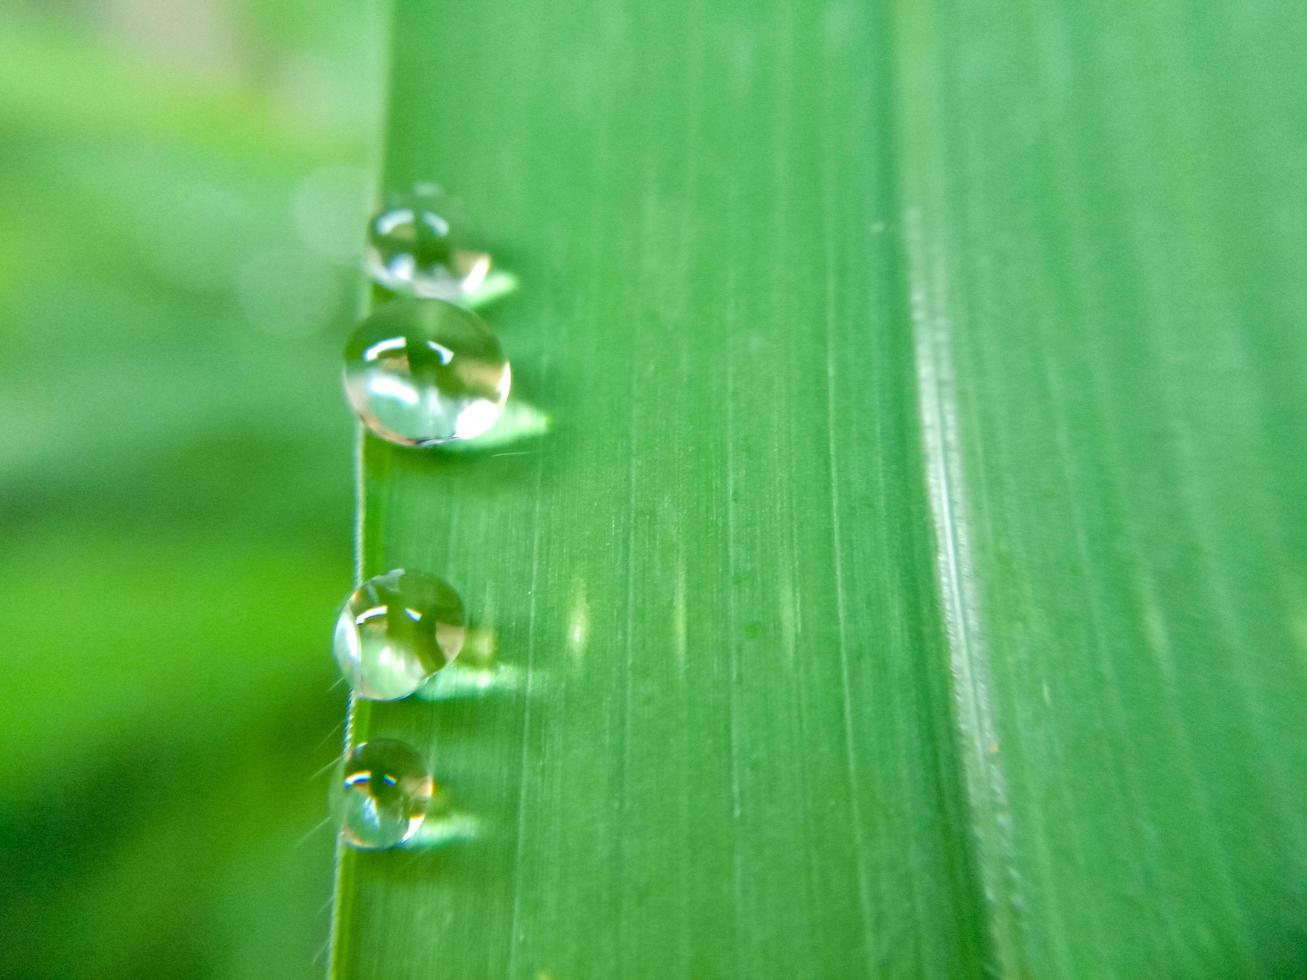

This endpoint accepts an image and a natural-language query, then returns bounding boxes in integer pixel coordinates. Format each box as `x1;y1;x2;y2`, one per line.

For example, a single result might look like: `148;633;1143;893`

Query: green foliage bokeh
0;3;382;975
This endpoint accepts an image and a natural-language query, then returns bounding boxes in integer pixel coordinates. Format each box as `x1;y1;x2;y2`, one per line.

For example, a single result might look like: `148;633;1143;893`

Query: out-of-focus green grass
0;3;381;975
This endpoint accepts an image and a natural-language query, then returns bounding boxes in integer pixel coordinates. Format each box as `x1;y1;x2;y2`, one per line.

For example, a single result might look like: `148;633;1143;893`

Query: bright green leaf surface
333;1;1307;977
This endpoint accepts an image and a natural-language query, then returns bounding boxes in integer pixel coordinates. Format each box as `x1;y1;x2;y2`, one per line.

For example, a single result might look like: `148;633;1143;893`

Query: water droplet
333;569;467;700
343;299;511;446
340;739;434;850
366;184;490;300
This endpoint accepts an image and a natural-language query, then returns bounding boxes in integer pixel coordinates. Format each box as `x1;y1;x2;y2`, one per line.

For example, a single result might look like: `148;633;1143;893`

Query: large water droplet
333;569;467;700
340;739;434;850
366;184;490;300
343;299;510;446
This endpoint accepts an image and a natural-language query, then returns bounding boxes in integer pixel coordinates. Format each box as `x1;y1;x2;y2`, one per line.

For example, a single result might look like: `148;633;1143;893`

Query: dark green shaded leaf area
334;0;1307;976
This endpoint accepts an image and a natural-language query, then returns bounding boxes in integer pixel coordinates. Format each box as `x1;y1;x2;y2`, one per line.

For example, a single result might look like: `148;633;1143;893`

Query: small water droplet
333;569;466;700
343;299;511;446
366;184;490;300
340;739;434;850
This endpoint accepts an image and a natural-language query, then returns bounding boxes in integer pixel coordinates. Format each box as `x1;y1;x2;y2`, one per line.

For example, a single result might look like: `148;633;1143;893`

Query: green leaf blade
333;0;1307;976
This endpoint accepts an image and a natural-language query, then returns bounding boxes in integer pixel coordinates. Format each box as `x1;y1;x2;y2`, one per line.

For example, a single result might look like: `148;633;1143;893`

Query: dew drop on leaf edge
343;298;510;447
340;738;434;850
365;183;490;300
333;568;467;701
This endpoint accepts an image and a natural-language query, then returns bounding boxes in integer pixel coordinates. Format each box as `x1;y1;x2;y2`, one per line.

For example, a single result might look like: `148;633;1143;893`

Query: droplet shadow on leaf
398;809;483;851
435;397;551;456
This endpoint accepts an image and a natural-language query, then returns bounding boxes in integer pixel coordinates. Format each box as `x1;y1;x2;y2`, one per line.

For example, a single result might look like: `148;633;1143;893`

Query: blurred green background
0;1;382;975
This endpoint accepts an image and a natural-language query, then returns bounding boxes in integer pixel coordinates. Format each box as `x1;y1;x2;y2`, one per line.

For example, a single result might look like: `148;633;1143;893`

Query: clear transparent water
340;739;434;850
365;183;490;300
343;299;510;446
333;568;466;700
